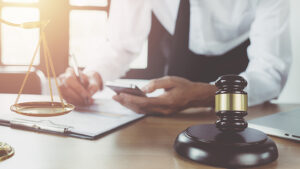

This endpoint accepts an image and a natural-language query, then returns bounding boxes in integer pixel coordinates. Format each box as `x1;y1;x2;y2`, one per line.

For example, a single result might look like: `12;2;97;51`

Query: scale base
174;124;278;168
0;142;14;162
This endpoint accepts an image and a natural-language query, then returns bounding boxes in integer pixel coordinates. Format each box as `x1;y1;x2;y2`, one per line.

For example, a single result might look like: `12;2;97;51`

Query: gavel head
215;75;248;132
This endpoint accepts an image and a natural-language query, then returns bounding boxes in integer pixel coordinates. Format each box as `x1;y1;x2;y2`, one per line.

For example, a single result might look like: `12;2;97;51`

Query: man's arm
240;0;292;106
84;0;152;81
58;0;152;105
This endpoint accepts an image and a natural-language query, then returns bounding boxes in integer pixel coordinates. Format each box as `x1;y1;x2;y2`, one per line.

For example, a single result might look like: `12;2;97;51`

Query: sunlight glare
70;0;107;6
3;0;38;3
1;7;40;65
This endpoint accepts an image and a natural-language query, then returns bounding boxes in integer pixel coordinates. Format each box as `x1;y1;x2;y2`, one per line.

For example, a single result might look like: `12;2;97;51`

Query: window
0;0;148;77
69;0;147;69
0;1;40;65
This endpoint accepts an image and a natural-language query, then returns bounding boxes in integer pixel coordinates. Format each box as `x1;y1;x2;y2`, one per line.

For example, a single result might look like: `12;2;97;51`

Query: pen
70;53;90;104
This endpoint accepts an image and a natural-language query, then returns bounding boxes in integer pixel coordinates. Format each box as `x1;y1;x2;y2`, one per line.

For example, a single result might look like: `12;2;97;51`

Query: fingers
142;76;176;93
88;84;98;96
113;93;174;115
87;72;103;95
113;93;163;107
80;71;89;87
65;75;91;99
58;67;93;105
59;84;85;105
65;67;75;76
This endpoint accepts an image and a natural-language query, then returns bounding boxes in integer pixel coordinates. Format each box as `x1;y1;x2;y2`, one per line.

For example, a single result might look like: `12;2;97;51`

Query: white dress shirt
85;0;292;106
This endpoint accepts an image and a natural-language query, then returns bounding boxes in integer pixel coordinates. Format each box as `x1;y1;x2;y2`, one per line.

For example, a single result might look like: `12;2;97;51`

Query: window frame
0;0;152;79
0;0;111;75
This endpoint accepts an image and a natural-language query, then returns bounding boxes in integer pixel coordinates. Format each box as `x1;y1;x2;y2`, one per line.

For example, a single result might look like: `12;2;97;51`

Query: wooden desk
0;103;299;169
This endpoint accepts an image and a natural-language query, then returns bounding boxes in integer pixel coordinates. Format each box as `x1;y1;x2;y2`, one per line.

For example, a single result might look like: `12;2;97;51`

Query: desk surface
0;103;299;169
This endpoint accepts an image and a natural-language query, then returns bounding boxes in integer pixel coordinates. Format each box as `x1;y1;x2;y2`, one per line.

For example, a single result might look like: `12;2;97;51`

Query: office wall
276;0;300;103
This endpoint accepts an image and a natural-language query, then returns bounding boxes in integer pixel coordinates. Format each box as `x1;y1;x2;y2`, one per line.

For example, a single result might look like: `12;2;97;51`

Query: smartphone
105;81;146;97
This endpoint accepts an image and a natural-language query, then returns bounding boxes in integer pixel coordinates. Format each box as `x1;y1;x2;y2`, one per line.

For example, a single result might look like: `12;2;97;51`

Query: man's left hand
113;76;217;115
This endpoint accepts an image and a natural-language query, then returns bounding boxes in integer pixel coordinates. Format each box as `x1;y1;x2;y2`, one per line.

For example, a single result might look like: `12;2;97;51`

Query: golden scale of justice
0;18;75;161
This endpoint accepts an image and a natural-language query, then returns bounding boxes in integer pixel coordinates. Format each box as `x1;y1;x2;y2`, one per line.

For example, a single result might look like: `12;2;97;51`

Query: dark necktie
166;0;190;77
165;0;249;82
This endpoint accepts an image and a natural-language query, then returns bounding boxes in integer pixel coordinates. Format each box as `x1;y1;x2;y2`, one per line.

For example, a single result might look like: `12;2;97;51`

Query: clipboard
0;91;145;140
0;115;144;140
0;118;90;139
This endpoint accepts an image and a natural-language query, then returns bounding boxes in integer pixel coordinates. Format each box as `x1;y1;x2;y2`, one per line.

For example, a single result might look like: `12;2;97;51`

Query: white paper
0;79;168;138
0;87;145;138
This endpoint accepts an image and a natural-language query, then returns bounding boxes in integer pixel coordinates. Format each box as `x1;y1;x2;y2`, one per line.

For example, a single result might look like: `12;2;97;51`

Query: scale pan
10;102;75;117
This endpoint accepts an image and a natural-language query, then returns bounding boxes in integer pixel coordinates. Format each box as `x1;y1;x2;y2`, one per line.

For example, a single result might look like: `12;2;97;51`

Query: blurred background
0;0;298;103
275;0;300;103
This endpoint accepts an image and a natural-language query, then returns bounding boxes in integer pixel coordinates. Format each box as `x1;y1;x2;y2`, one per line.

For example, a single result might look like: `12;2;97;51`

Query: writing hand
58;67;103;105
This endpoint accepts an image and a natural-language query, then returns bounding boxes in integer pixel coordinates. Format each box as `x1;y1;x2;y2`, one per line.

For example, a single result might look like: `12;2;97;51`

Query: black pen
70;54;89;104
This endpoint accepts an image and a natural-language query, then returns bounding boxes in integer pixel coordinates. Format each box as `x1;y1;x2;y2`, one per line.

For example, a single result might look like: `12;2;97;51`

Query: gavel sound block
174;75;278;168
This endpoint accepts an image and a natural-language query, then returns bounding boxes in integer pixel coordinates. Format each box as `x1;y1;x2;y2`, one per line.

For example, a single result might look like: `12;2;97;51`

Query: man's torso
151;0;257;55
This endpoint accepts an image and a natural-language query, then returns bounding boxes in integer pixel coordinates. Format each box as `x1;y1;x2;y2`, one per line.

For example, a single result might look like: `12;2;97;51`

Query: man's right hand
58;67;103;105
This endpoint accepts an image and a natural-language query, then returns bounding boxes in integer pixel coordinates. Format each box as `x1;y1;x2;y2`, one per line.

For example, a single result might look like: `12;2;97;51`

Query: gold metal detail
0;18;74;116
11;102;75;117
215;94;247;112
0;142;14;162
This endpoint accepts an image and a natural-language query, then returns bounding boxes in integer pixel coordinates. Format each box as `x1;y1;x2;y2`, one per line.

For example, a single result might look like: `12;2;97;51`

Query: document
0;79;153;139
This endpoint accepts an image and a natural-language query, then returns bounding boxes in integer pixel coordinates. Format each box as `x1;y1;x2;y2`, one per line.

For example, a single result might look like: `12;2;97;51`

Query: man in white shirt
58;0;292;115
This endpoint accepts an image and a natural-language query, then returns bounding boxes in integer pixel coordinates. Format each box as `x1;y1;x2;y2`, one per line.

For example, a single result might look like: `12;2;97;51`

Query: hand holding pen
58;54;103;106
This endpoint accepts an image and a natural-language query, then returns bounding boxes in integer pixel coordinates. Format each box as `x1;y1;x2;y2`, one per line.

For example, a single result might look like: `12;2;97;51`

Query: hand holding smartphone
105;81;146;97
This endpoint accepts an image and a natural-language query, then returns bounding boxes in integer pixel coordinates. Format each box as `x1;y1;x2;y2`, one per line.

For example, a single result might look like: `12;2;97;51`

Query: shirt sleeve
240;0;292;106
84;0;152;81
